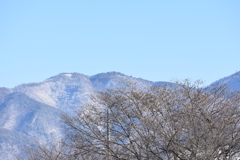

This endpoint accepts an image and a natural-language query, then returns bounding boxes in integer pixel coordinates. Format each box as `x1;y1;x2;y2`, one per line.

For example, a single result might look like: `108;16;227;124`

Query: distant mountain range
0;71;239;159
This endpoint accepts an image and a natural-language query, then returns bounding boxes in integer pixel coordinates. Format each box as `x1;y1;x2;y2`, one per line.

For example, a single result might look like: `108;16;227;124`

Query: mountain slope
0;92;63;142
0;92;64;159
14;73;93;114
211;71;240;90
13;72;160;114
1;71;239;159
0;128;36;160
1;72;162;159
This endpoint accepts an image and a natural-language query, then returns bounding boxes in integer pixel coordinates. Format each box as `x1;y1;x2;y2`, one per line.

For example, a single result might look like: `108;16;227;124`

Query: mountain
0;71;239;159
211;71;240;90
14;73;92;114
1;72;169;159
13;72;163;114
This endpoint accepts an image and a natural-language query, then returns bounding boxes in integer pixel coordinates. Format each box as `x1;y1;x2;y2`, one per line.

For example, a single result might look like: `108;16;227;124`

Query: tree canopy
22;80;240;160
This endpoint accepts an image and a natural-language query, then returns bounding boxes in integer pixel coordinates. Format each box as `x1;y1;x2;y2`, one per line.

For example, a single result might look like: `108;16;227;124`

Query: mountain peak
46;72;88;81
91;71;126;78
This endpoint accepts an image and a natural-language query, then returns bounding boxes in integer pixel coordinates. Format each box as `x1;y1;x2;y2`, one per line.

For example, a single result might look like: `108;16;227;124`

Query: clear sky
0;0;240;88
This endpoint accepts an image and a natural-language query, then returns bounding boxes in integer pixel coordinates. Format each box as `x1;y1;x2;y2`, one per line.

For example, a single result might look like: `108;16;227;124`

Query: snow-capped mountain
14;73;93;114
0;72;168;159
13;72;160;114
0;71;239;159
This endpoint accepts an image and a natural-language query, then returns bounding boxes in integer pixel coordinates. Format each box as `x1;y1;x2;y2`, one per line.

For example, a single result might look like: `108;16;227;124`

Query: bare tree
62;80;240;160
18;140;74;160
22;80;240;160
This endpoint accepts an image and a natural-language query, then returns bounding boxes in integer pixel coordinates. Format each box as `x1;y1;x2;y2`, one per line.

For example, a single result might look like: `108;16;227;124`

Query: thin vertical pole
107;108;111;159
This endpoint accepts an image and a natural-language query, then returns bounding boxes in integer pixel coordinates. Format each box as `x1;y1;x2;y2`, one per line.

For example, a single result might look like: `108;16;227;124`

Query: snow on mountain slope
1;71;239;159
14;72;158;114
0;87;13;104
0;92;64;159
0;128;36;160
0;92;63;142
211;71;240;90
1;72;162;159
14;73;93;114
90;71;154;90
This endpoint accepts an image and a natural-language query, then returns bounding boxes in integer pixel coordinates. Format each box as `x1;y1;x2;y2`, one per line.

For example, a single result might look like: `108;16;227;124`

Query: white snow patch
3;105;18;130
64;74;72;77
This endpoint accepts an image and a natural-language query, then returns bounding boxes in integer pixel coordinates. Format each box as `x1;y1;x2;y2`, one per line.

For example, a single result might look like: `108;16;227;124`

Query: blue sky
0;0;240;88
